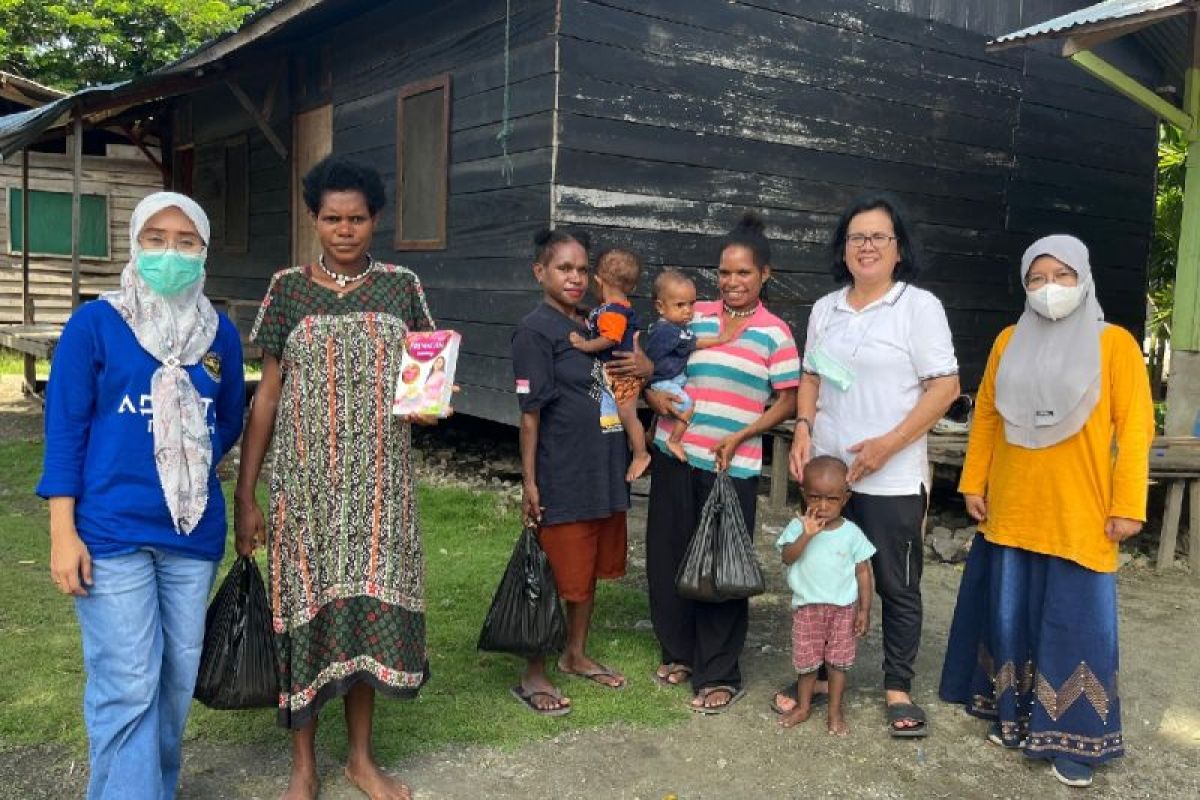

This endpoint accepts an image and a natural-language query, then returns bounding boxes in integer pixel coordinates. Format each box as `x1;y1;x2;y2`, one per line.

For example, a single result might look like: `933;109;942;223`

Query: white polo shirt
805;282;958;496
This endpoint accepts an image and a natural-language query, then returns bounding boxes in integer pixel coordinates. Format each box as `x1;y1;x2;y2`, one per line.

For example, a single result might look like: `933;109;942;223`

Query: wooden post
20;148;30;324
70;109;82;310
21;148;34;394
1190;479;1200;573
770;431;789;510
1158;479;1185;571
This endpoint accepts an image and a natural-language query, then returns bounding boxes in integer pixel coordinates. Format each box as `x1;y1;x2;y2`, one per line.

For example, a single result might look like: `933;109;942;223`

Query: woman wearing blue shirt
37;192;244;800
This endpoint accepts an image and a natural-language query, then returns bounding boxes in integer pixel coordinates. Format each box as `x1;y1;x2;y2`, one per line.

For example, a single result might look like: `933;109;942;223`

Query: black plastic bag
477;526;567;657
194;555;278;709
676;472;765;602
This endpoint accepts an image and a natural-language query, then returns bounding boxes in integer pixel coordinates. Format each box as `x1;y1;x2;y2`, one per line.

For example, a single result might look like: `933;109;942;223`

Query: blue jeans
74;548;218;800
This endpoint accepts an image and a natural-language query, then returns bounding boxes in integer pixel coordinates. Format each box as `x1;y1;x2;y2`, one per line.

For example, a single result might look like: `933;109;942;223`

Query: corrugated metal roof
991;0;1195;47
0;82;130;159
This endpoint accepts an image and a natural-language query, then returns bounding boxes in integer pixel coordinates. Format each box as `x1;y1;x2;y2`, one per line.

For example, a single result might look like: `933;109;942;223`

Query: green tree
0;0;268;91
1147;122;1185;399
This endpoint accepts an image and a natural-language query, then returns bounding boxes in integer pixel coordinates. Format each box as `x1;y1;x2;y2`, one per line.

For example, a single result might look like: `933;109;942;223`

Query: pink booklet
392;330;460;418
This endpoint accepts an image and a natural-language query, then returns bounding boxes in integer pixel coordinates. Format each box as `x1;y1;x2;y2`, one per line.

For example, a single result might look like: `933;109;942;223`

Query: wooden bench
765;425;1200;576
0;322;62;400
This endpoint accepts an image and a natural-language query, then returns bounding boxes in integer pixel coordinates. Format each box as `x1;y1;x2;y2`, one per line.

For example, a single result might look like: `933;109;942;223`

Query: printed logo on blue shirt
202;351;222;381
118;394;215;433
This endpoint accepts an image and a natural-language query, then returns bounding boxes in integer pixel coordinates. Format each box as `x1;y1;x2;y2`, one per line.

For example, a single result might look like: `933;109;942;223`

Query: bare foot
280;765;319;800
773;680;828;714
779;703;811;728
665;440;688;462
344;757;411;800
626;451;652;482
827;709;849;736
558;655;625;689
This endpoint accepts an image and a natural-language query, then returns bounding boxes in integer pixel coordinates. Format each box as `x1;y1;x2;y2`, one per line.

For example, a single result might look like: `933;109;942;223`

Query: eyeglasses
846;233;896;249
1024;272;1078;290
138;231;206;255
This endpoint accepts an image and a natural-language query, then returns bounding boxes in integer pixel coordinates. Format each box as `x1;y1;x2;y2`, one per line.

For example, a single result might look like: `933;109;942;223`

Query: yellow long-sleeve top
958;324;1154;573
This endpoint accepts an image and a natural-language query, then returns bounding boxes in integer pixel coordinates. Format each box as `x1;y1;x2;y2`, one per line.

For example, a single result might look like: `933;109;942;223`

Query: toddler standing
776;455;875;735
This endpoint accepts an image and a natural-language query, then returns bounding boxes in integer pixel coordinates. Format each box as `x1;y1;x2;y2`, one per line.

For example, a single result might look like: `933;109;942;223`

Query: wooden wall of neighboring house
183;69;293;342
0;151;161;325
549;0;1156;390
325;0;559;423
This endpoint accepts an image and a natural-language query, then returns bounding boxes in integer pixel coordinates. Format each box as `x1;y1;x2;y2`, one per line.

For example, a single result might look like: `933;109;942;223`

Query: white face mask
1026;282;1085;321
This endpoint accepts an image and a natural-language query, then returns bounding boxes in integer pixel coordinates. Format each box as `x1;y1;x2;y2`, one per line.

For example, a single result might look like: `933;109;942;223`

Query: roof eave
164;0;329;74
987;2;1196;53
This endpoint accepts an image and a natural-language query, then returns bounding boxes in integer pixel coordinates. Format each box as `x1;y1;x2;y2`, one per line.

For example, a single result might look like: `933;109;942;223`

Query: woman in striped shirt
644;212;800;713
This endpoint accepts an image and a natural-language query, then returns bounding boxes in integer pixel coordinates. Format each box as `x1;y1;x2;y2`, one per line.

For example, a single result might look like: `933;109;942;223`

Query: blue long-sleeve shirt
36;300;245;561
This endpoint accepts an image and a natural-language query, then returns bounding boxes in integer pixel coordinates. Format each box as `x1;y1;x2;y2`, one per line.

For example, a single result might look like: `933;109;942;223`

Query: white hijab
103;192;219;533
994;234;1108;449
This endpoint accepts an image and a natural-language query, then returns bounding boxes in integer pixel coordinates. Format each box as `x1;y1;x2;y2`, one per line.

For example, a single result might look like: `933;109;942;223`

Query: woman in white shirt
782;194;959;737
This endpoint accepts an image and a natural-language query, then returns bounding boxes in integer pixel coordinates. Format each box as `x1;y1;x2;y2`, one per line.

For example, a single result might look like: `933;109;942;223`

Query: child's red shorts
791;602;857;673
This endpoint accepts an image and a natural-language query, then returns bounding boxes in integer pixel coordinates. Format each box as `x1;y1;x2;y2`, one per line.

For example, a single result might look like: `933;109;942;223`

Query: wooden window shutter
395;74;450;250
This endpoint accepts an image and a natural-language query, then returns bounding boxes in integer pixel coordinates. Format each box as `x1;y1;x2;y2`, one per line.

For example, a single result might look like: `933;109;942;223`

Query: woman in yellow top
938;235;1153;788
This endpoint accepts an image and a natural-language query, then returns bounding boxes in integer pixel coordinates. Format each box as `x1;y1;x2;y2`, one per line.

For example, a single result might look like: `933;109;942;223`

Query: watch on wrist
796;416;813;435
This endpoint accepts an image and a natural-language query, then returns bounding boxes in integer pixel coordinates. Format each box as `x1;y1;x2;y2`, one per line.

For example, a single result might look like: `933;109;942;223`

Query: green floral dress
250;263;434;729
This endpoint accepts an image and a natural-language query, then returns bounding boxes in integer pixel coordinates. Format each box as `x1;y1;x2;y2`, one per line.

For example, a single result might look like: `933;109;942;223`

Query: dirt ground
2;382;1198;800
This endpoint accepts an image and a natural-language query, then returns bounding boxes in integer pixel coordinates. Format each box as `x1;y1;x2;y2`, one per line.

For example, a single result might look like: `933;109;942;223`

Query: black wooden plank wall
550;0;1156;391
187;69;292;304
327;0;558;424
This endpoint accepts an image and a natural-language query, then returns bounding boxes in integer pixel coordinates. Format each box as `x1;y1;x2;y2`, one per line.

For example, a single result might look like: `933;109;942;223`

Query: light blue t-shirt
775;517;876;608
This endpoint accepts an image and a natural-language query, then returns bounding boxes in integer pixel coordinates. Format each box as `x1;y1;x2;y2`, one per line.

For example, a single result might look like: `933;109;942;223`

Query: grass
0;440;685;763
0;348;49;379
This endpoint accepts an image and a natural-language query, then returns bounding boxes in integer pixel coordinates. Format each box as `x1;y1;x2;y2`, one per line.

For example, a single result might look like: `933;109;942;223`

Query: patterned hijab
103;192;219;533
994;234;1107;449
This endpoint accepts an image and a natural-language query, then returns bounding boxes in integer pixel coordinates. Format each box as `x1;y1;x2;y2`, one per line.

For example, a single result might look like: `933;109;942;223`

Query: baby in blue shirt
775;455;875;735
642;270;733;461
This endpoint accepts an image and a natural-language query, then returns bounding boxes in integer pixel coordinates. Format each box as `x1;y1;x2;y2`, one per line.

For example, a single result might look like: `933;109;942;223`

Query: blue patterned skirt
939;535;1123;763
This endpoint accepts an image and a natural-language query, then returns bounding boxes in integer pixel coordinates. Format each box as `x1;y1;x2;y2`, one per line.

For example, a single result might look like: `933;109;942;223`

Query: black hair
803;454;850;486
719;211;771;269
532;227;592;264
829;193;921;284
653;268;694;300
595;248;641;293
302;156;387;216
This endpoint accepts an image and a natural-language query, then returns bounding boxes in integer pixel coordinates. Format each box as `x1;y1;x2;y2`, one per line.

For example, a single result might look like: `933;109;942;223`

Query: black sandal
652;663;692;687
886;701;928;738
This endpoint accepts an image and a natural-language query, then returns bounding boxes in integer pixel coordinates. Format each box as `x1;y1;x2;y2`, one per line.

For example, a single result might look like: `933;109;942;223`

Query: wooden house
0;72;163;325
0;0;1163;423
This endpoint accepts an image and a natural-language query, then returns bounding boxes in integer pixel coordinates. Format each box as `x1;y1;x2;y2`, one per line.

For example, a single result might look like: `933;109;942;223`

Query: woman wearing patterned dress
939;235;1153;788
235;157;437;800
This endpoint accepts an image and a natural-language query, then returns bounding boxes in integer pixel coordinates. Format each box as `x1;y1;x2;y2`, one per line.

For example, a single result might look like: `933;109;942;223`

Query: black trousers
645;451;758;693
844;490;926;694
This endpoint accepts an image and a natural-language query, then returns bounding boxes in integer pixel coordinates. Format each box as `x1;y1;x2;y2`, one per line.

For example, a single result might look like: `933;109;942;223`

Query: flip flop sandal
652;663;692;688
558;662;627;690
769;682;829;715
510;685;571;717
691;685;747;715
886;701;928;738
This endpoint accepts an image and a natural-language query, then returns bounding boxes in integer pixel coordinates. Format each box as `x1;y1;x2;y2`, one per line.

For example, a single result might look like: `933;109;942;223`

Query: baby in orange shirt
569;248;650;481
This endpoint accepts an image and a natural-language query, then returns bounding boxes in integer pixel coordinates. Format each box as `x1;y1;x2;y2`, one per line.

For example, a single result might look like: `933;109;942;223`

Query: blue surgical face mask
136;249;206;296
